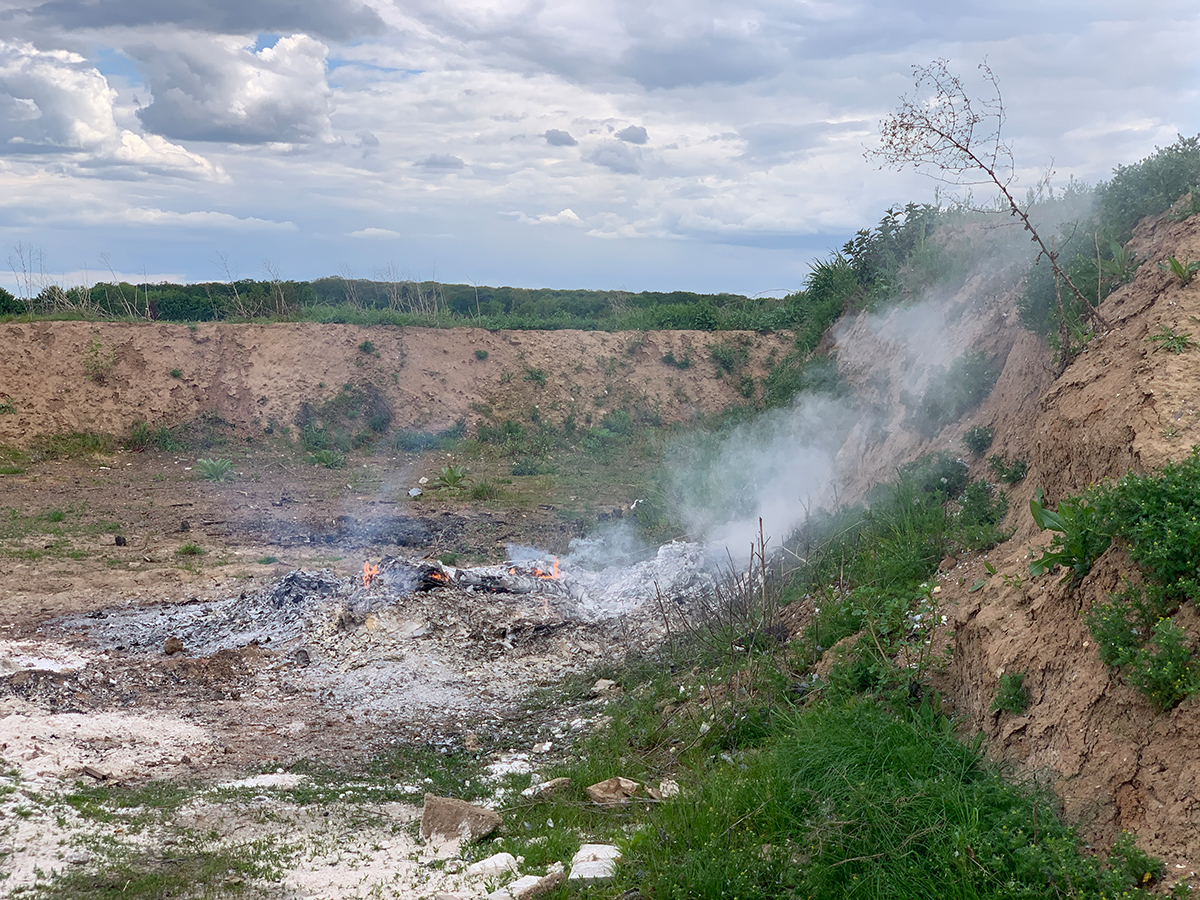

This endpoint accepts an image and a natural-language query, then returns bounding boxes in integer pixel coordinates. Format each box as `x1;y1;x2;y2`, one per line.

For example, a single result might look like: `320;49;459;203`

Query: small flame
532;557;560;579
363;561;380;589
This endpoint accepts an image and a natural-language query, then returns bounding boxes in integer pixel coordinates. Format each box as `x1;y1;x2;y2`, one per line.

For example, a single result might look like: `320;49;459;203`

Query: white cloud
132;34;334;144
349;227;402;238
0;40;216;175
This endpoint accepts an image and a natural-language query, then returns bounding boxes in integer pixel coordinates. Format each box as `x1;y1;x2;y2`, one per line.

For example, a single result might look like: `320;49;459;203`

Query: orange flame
363;561;380;588
532;557;560;579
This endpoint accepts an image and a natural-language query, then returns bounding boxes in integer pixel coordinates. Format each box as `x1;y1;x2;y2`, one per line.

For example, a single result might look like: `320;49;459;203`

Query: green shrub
1098;134;1200;242
1123;618;1200;711
990;672;1029;714
1086;582;1172;668
1093;448;1200;600
358;339;377;354
707;339;749;376
661;349;691;368
523;367;547;386
169;368;183;379
175;542;204;556
962;425;994;456
987;455;1028;484
474;348;488;360
909;351;1000;437
194;458;233;481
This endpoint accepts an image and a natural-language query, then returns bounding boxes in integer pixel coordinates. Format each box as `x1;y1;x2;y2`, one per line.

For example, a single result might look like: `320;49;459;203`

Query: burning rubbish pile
61;540;720;728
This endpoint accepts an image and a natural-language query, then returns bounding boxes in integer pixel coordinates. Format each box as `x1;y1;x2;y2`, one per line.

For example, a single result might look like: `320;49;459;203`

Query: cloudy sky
1;0;1198;296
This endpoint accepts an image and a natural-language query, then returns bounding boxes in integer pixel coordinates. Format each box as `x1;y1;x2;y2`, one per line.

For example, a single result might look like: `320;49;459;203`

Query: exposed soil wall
0;323;791;447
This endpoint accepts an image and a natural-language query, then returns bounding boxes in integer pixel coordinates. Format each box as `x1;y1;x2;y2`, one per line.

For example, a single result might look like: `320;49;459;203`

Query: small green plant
256;556;279;565
523;367;547;386
358;339;378;355
474;348;489;361
83;337;116;384
662;349;692;369
962;425;995;456
1146;323;1198;353
0;398;14;415
309;449;347;468
990;671;1029;715
1157;255;1200;285
469;479;503;501
1029;488;1111;583
176;542;205;556
988;455;1028;484
433;464;469;489
1124;618;1200;711
169;368;183;379
1100;238;1143;286
194;458;233;481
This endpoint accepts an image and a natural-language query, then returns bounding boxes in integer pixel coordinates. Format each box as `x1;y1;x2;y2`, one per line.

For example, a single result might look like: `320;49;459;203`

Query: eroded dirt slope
0;323;789;446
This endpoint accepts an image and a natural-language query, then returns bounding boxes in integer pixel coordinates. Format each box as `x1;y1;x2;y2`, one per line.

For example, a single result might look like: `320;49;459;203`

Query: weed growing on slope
1147;323;1198;353
962;424;995;456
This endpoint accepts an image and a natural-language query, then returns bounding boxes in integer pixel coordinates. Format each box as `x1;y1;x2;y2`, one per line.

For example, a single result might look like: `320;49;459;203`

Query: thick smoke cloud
131;34;332;144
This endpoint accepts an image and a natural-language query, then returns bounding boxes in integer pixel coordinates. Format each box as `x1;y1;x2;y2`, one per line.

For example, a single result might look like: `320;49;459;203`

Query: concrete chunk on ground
568;844;622;882
465;851;518;878
420;793;502;843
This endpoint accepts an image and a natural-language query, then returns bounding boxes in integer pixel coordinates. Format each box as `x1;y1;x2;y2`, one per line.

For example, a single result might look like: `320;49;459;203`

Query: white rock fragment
466;852;518;879
568;843;622;882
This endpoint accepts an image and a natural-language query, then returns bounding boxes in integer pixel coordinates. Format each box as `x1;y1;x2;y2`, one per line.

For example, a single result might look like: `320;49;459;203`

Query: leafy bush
194;458;233;481
523;367;547;386
988;455;1028;484
909;351;1000;437
661;349;691;368
1123;618;1200;711
990;672;1029;714
1098;134;1200;242
707;339;749;376
175;542;204;556
1028;488;1110;583
962;425;995;456
1086;582;1172;668
474;348;488;360
1093;448;1200;600
358;339;377;354
955;480;1011;551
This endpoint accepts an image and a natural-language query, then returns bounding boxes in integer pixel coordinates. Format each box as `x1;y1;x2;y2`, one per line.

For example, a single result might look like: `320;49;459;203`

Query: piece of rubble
586;776;640;805
466;852;518;879
646;778;680;800
508;864;566;899
522;776;571;799
568;844;621;882
591;678;617;694
420;793;501;843
409;488;423;498
163;636;184;656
